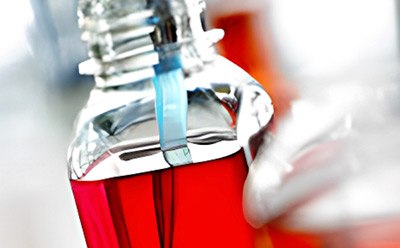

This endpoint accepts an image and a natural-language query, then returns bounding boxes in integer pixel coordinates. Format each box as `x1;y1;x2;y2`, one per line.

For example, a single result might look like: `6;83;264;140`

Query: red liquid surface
71;151;256;248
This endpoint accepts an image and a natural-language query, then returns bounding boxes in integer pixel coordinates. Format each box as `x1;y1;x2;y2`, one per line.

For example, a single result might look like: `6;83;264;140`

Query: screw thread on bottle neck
77;0;223;88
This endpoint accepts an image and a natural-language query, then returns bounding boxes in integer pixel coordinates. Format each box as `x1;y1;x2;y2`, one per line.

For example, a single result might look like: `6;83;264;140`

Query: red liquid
71;151;256;248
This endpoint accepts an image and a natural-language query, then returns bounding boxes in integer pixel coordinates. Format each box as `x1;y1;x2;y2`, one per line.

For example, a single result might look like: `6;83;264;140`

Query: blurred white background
0;0;88;247
267;0;398;79
0;0;399;247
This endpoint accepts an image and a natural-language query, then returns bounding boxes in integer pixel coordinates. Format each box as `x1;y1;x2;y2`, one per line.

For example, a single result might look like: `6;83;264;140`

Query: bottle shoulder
68;57;273;180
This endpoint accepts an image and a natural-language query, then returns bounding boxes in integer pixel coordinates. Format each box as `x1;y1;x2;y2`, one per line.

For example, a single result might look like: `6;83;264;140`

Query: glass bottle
67;0;273;247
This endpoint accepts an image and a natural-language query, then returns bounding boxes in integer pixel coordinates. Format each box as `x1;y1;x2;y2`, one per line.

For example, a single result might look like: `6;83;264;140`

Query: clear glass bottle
68;0;273;247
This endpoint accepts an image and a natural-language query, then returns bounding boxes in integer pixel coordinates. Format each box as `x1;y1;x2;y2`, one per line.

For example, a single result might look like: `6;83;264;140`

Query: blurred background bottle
241;0;400;247
206;0;297;124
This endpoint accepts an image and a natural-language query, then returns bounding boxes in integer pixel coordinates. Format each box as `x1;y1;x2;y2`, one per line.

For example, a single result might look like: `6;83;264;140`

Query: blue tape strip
152;56;192;165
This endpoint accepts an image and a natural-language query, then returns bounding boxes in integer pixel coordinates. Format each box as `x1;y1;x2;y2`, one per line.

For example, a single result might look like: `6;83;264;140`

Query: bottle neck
152;0;205;45
78;0;223;88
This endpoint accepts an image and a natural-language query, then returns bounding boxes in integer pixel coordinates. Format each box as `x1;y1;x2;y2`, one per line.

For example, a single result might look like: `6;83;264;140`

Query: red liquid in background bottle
211;12;297;123
71;150;256;248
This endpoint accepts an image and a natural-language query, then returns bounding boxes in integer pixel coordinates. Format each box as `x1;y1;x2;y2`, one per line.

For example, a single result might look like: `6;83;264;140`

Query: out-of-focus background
1;1;89;247
0;0;399;247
